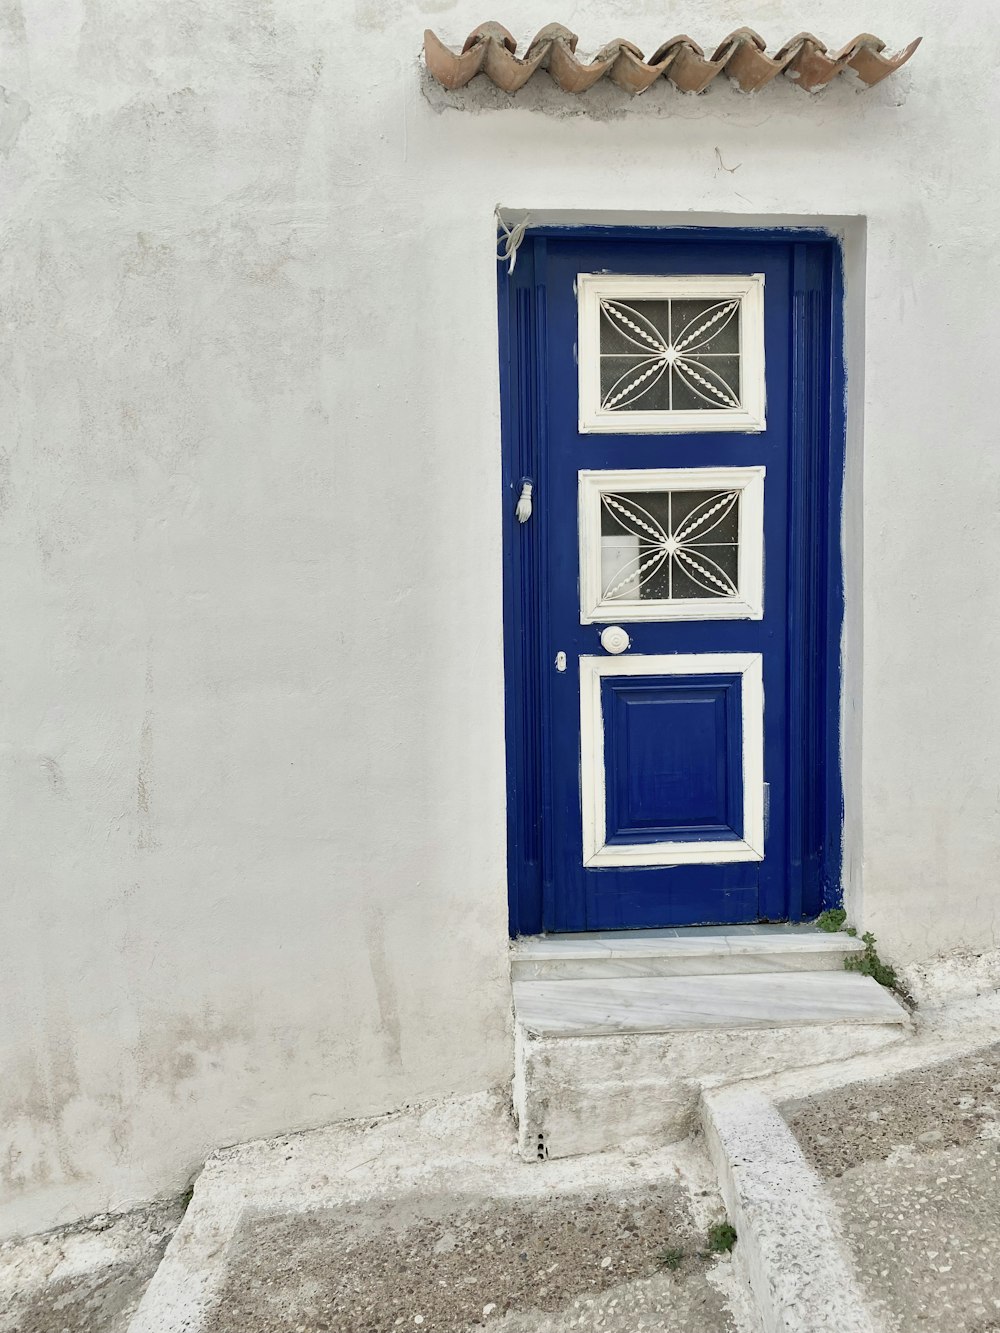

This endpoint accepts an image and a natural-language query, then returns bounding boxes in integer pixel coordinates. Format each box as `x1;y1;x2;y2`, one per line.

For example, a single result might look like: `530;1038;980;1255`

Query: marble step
512;973;911;1160
513;970;908;1037
510;926;865;981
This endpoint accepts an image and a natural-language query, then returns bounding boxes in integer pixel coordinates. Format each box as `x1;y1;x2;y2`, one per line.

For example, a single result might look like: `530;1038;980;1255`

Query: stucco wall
1;0;998;1237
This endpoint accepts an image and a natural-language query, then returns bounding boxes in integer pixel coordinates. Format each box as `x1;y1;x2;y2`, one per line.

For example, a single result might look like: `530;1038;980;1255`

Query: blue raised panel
603;675;743;845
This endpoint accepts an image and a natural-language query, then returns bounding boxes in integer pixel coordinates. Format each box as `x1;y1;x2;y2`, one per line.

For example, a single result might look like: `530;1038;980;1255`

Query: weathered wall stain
364;908;404;1074
132;1008;255;1094
40;755;65;796
0;0;26;44
136;660;156;852
1;995;86;1196
0;85;28;154
2;1052;58;1195
0;450;11;520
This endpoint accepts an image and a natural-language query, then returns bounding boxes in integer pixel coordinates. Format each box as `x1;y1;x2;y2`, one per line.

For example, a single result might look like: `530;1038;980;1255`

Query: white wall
1;0;998;1237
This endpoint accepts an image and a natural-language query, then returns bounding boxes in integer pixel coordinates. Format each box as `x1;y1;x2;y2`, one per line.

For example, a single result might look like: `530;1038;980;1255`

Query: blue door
501;230;844;934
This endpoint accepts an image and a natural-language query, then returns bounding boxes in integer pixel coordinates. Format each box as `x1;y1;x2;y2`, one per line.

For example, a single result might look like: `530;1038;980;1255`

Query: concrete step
513;970;907;1037
512;971;911;1161
511;925;865;981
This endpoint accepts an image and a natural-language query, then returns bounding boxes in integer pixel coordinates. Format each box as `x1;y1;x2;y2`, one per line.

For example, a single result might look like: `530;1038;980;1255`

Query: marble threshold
512;971;910;1038
510;925;864;981
512;924;858;960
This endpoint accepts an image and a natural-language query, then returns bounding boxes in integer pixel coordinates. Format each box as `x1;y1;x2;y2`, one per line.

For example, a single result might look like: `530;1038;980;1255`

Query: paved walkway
0;1201;184;1333
201;1181;743;1333
130;1092;757;1333
786;1044;1000;1333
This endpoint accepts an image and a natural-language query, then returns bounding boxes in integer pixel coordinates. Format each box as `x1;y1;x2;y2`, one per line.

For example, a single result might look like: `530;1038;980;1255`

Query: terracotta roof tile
424;24;921;95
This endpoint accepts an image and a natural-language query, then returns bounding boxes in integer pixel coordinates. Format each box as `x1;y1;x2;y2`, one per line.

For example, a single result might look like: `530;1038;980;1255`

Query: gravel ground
783;1043;1000;1177
202;1183;740;1333
826;1140;1000;1333
0;1200;186;1333
784;1044;1000;1333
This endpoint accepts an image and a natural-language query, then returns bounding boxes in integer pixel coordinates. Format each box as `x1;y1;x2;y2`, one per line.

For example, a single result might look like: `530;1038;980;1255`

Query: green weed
705;1222;737;1254
815;908;847;933
843;930;899;990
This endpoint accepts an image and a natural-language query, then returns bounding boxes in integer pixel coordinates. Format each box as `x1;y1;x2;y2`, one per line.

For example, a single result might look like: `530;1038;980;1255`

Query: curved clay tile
479;22;550;92
840;34;924;87
777;33;849;93
654;35;734;94
423;26;487;89
607;41;678;95
715;28;797;93
423;24;921;96
546;39;619;94
525;24;616;94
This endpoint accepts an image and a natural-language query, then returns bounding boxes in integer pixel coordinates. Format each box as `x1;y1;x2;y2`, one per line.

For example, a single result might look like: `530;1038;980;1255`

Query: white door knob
600;626;630;655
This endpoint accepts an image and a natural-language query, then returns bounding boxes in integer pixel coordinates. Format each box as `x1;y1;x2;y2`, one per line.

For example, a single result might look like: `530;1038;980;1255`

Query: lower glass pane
599;489;740;603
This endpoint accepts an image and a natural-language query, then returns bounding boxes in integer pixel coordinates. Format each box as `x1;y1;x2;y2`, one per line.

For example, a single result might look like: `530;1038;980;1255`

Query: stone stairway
511;926;910;1161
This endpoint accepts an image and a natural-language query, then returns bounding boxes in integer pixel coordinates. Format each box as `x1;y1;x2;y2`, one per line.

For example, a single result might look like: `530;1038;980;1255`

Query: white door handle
600;626;630;655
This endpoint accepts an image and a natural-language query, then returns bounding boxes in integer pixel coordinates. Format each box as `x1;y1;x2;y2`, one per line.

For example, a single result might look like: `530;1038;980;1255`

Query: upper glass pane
598;296;742;414
578;274;765;434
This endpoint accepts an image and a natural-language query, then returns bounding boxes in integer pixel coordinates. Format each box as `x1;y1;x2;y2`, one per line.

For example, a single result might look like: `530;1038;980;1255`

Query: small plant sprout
706;1222;738;1254
657;1247;685;1271
815;908;846;932
812;910;902;994
843;930;899;991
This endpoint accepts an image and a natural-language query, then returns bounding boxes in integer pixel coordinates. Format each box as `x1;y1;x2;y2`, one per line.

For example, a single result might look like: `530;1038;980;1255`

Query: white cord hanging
496;207;530;275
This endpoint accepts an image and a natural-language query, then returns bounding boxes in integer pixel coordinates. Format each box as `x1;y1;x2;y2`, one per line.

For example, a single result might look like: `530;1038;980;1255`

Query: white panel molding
578;466;765;623
577;272;766;434
580;653;765;868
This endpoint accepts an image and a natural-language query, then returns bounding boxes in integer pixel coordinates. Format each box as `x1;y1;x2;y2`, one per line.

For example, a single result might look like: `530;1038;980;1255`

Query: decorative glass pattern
600;489;739;602
598;297;742;413
579;466;764;622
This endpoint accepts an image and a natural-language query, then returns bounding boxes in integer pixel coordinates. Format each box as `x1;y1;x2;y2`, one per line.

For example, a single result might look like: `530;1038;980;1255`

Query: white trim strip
580;653;765;868
578;466;765;623
578;273;766;434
